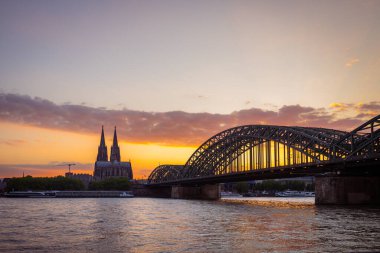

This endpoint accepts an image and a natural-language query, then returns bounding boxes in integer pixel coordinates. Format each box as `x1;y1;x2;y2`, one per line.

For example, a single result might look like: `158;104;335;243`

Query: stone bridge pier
315;176;380;205
132;184;221;200
171;184;221;200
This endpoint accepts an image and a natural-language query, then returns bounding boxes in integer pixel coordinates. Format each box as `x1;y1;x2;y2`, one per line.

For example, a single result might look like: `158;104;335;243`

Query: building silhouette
93;126;133;180
65;172;93;188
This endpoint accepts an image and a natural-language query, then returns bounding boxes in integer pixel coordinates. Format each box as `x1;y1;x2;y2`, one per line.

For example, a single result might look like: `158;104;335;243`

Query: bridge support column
315;176;380;205
171;184;221;200
132;185;172;198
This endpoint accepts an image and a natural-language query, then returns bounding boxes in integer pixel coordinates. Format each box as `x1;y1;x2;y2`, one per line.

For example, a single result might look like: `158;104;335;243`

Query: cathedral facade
93;126;133;180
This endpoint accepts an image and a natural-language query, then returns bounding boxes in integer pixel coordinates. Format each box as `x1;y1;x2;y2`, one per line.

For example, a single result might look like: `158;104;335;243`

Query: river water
0;197;379;253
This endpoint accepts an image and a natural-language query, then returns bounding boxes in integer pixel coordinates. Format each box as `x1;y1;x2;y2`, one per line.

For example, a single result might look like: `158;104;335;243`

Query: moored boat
119;191;134;198
4;191;56;198
221;191;242;197
275;190;315;197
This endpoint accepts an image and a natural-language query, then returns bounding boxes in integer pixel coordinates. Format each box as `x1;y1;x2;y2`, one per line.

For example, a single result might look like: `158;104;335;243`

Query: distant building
65;172;93;188
0;178;11;192
93;126;133;180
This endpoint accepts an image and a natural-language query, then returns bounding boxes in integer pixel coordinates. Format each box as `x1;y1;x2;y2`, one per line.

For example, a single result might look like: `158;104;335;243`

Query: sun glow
0;122;196;178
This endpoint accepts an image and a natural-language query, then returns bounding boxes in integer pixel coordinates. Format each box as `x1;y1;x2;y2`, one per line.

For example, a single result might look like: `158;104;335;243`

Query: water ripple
0;198;379;252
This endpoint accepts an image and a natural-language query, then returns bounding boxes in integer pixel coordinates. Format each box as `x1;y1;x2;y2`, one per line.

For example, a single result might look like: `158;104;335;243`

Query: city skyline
1;0;380;178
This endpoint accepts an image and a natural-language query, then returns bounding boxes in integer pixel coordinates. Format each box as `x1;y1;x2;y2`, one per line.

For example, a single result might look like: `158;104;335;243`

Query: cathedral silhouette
93;126;133;180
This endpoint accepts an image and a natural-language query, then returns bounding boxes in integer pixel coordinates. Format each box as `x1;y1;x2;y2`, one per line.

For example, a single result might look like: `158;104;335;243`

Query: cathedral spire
110;126;121;162
112;126;118;146
96;126;108;161
100;125;106;146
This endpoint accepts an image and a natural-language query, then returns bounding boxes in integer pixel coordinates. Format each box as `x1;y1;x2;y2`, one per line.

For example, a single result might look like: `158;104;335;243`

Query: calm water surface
0;197;379;253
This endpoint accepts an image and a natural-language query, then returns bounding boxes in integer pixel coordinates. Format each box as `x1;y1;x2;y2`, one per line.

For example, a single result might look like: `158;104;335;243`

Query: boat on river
119;192;134;198
275;191;315;197
221;191;242;197
4;191;56;198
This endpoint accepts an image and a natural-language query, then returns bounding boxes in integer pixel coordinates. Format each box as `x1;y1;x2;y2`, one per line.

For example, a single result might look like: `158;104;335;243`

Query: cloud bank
0;93;379;146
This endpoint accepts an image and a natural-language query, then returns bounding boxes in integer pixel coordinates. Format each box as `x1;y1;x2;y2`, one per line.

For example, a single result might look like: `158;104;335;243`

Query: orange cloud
345;58;359;67
329;102;351;111
0;138;27;146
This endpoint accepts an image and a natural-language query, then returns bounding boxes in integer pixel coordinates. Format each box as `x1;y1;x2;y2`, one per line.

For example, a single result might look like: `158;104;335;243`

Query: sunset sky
0;0;379;178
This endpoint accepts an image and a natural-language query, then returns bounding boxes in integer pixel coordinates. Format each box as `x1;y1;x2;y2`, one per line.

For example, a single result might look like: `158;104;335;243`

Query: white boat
119;192;134;198
304;191;315;197
275;190;315;197
221;191;242;197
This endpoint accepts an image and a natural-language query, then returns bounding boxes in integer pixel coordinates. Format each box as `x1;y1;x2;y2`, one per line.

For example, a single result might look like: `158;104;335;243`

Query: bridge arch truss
147;115;380;184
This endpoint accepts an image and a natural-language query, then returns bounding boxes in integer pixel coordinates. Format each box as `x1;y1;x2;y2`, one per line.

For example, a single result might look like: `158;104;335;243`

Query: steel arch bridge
148;115;380;185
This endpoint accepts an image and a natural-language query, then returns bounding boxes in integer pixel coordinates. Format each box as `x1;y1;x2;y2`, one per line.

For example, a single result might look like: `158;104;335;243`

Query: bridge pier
315;176;380;205
132;184;172;198
171;184;221;200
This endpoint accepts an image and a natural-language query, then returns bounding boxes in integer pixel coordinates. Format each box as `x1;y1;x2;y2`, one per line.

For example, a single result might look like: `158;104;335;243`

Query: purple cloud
0;93;378;146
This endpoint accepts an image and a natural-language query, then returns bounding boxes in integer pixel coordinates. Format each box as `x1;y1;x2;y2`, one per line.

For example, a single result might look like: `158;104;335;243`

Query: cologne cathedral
93;126;133;180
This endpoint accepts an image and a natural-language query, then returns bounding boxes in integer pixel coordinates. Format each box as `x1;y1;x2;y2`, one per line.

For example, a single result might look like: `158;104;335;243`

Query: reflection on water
0;198;379;252
222;196;315;208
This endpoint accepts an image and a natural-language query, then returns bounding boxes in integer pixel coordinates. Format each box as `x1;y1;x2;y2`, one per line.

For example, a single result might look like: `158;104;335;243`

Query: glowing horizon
0;122;196;178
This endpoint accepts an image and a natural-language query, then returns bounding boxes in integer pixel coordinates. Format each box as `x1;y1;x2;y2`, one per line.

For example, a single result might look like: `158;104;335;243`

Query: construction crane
56;163;76;173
